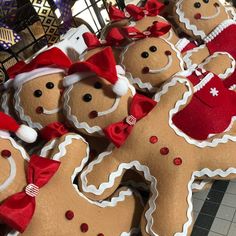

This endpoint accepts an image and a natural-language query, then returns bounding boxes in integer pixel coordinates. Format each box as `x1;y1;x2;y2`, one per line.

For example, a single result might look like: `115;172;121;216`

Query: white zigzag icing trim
204;19;236;43
191;179;211;190
120;38;185;92
1;91;10;115
40;139;57;157
63;80;136;135
14;86;43;130
176;0;206;39
198;51;236;79
80;149;158;235
182;44;206;69
154;77;236;148
193;73;214;92
80;136;236;235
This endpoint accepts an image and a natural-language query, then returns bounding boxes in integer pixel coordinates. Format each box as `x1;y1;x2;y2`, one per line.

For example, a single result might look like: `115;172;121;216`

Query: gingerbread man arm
80;145;131;201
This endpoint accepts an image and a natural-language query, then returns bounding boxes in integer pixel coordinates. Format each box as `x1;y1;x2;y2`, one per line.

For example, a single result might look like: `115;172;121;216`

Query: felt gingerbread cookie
63;47;136;137
7;47;72;131
79;73;236;236
173;0;236;89
0;132;143;236
103;1;197;54
119;21;235;93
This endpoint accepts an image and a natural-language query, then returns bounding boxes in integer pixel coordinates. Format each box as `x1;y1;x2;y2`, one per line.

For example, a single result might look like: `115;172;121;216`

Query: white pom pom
112;79;128;96
16;125;38;143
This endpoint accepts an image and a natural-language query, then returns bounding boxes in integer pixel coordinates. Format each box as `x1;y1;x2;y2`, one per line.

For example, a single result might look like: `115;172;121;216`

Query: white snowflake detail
210;87;219;97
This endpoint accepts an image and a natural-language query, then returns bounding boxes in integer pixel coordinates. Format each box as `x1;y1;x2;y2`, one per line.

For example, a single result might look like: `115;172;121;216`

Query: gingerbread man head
104;1;180;45
174;0;229;39
63;47;136;137
120;22;184;92
0;133;142;235
8;48;72;130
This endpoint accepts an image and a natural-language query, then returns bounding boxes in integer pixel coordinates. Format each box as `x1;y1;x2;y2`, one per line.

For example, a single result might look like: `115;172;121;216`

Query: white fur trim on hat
113;78;129;96
13;67;66;89
63;72;95;87
0;130;10;138
16;125;38;143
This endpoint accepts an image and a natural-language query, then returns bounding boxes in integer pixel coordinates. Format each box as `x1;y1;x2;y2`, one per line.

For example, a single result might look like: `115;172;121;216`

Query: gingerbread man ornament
120;21;235;93
173;0;236;89
0;132;142;236
79;74;236;235
103;1;195;53
63;47;136;137
7;48;72;131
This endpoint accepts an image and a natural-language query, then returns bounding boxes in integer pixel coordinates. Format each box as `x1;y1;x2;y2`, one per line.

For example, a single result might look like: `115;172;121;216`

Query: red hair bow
108;0;164;21
104;94;157;147
83;28;126;49
0;155;60;233
123;21;171;40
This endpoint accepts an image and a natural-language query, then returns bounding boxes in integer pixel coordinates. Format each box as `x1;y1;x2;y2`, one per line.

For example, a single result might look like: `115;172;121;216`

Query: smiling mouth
195;3;221;20
89;97;121;119
36;106;61;115
143;53;173;74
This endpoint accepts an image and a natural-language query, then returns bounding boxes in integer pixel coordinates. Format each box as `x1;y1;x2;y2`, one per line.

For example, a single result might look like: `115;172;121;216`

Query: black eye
46;82;54;89
141;51;149;58
203;0;209;3
194;2;201;8
83;93;92;102
34;90;42;97
164;0;169;5
150;46;157;52
94;82;102;89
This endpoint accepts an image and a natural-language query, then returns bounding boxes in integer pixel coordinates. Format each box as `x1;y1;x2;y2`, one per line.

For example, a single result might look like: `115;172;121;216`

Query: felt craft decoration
63;47;136;137
173;0;236;89
80;75;236;236
0;133;143;235
80;28;128;62
120;21;236;93
102;0;193;53
7;47;72;130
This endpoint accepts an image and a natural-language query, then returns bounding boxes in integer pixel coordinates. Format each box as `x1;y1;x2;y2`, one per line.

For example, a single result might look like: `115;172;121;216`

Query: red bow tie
0;155;60;233
108;0;164;21
40;122;69;142
103;94;157;148
83;28;126;49
123;21;171;40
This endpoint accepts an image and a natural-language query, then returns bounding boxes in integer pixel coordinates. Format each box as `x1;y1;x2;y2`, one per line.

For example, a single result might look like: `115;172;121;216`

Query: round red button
1;150;11;158
89;110;98;119
36;106;43;114
65;210;74;220
149;136;158;144
160;147;169;155
80;223;89;233
173;157;182;166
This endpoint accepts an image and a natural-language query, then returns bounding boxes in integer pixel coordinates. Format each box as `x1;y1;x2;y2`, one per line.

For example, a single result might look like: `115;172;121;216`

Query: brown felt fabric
82;81;236;235
14;73;65;128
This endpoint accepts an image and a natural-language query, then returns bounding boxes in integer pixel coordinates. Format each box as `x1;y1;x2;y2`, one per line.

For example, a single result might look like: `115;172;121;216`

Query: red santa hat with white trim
63;47;129;97
7;48;72;89
0;112;37;143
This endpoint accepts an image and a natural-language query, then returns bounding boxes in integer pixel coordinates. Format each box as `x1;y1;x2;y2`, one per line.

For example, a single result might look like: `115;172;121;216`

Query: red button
89;110;98;119
36;106;43;114
173;157;182;166
1;150;11;158
80;223;89;233
149;136;158;144
160;147;169;155
194;13;201;20
65;210;74;220
165;50;172;56
97;234;104;236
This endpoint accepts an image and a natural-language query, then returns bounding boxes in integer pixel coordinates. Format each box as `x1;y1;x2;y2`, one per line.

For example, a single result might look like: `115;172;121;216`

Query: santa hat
7;48;72;89
64;47;129;96
0;112;37;143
